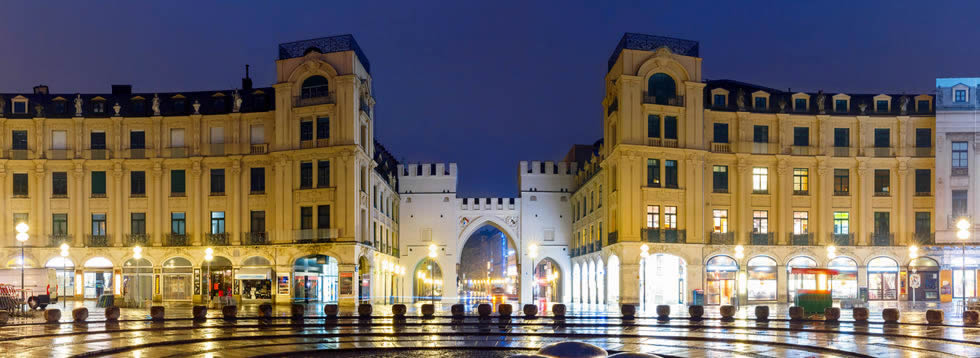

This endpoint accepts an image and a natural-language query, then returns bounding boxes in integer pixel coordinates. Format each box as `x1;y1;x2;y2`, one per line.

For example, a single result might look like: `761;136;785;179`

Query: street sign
910;274;921;289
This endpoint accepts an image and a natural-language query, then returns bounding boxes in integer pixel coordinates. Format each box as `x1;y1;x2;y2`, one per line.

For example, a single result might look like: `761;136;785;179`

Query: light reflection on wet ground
1;301;979;357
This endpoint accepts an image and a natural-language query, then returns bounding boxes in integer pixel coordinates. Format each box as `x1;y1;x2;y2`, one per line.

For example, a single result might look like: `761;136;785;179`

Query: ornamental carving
459;217;470;228
505;216;519;227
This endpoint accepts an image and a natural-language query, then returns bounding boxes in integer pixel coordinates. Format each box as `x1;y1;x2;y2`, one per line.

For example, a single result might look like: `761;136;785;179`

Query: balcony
709;232;735;245
91;193;107;198
832;233;855;246
913;232;936;246
643;228;687;243
206;232;230;246
48;234;72;247
607;231;618;245
915;191;932;197
166;147;188;158
740;142;778;155
867;147;894;157
909;147;934;157
641;92;685;106
834;190;849;196
84;149;110;160
126;233;150;246
293;228;342;244
952;167;968;176
316;138;329;147
164;233;189;246
10;149;31;160
789;233;814;246
208;143;229;156
242;232;268;245
874;191;890;197
710;142;732;153
47;149;71;160
793;190;809;196
750;232;775;245
86;234;110;247
831;147;855;157
293;93;335;107
250;143;268;154
126;148;148;159
787;146;816;156
871;232;894;246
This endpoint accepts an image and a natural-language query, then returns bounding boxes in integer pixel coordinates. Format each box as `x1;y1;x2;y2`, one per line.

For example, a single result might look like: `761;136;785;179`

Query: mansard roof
704;79;934;116
278;34;371;74
0;88;275;118
608;33;700;71
374;139;400;191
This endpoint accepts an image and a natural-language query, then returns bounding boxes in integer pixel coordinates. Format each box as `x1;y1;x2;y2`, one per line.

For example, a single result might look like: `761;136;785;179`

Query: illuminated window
712;210;728;233
833;212;849;234
646;205;659;228
664;206;677;229
793;168;808;195
752;211;768;233
752;167;768;193
793;212;808;234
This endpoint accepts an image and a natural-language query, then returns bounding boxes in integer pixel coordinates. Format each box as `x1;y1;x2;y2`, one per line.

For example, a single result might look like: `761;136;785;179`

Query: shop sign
278;274;290;295
339;272;354;295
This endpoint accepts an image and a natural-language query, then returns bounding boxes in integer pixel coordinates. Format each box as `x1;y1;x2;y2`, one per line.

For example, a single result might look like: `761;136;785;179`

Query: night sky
2;2;977;196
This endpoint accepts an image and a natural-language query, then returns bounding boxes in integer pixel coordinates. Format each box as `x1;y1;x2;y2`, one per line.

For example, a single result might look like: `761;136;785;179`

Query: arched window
647;73;677;105
301;76;329;99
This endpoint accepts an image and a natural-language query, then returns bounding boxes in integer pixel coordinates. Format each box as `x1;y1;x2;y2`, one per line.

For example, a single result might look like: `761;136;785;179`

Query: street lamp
957;218;971;313
15;222;29;312
60;244;69;308
204;247;214;305
734;245;744;310
133;246;143;308
909;245;919;307
528;243;538;304
826;245;837;260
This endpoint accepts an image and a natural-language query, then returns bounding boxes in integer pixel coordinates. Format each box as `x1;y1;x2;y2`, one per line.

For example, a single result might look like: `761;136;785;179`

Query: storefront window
705;255;737;305
45;257;75;300
239;256;274;300
868;257;899;300
293;255;339;302
787;256;817;301
162;257;193;301
83;257;113;299
640;253;686;307
952;257;978;298
747;256;777;301
122;258;153;305
828;257;857;299
908;257;940;301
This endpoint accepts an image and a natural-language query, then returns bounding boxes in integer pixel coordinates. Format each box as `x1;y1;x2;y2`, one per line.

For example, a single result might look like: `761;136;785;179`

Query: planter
852;307;869;322
824;307;840;322
788;306;804;321
964;310;979;325
44;309;62;323
105;306;120;321
523;304;538;318
392;304;407;318
451;304;465;318
688;305;704;320
0;311;8;325
621;304;636;320
358;303;373;318
754;306;769;321
72;307;89;322
150;306;165;321
882;308;900;324
926;309;944;325
656;305;670;320
324;304;339;318
498;304;513;317
421;304;435;318
290;304;304;319
222;305;238;320
720;305;736;320
477;303;492;317
258;303;273;318
552;304;566;318
192;305;208;320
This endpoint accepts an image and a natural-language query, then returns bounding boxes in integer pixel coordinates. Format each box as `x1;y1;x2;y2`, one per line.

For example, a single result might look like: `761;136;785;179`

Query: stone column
776;157;791;244
619;263;639;305
151;160;163;246
0;166;6;248
72;164;84;247
231;158;242;245
274;156;289;243
897;160;910;245
736;155;751;244
33;161;46;243
686;153;705;244
856;160;872;246
816;160;831;245
190;159;202;245
112;162;124;247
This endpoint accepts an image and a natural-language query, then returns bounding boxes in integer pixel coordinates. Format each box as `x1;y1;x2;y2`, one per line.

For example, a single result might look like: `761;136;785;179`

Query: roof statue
816;91;825;114
900;96;909;115
233;90;242;113
152;94;161;116
193;99;201;114
74;94;83;116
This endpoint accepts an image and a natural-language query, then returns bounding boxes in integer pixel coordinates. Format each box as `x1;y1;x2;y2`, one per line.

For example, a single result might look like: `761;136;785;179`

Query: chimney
241;64;253;90
33;85;49;95
111;85;132;95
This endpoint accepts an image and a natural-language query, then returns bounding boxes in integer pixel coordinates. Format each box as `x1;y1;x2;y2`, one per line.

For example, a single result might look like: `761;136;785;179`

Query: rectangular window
300;162;313;188
53;214;68;236
250;125;265;144
647;115;660;138
874;212;890;234
834;128;849;147
915;128;931;148
955;90;967;102
300;207;313;230
171;212;186;234
915;169;930;194
917;100;930;112
316;116;330;139
13;213;27;228
209;126;224;145
300;120;313;141
131;213;146;235
317;160;330;187
713;94;726;107
317;205;330;229
13;173;28;196
793;168;809;195
713;165;728;193
130;131;145;149
793;127;809;146
752;210;768;233
210;211;225;234
90;131;106;149
712;209;728;233
874;169;890;195
12;130;27;150
754;97;767;110
646;205;659;228
250;167;265;193
210;169;225;195
250;211;266;233
646;159;660;187
664;206;677;229
753;125;769;143
876;100;889;112
793;211;808;234
91;171;106;196
834;212;849;234
665;160;678;188
794;98;807;111
713;123;729;143
93;101;104;114
952;141;969;169
171;170;185;195
664;116;678;140
915;212;930;235
52;130;67;150
52;172;67;196
834;169;849;195
953;190;968;218
170;128;185;147
835;99;847;112
92;214;107;235
874;128;890;147
130;171;146;196
752;167;768;193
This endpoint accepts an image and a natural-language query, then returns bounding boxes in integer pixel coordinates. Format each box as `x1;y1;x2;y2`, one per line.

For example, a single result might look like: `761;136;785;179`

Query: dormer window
174;99;186;113
876;100;889;113
713;94;726;107
132;99;145;114
12;98;27;114
794;98;807;112
917;100;930;112
93;101;105;114
955;89;967;102
301;75;329;99
213;97;225;111
54;100;66;114
754;97;767;110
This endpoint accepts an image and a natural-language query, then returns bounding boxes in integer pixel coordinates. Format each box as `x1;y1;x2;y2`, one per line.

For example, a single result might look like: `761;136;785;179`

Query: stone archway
458;222;520;305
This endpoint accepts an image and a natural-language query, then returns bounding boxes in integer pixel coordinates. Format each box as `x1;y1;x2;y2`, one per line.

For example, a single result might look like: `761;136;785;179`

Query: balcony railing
952;167;969;176
209;143;228;156
166;147;188;158
709;232;735;245
832;233;855;246
868;147;894;157
85;149;110;160
242;232;268;245
871;232;894;246
789;233;814;246
750;232;775;245
206;232;230;246
607;231;618;245
294;93;335;107
294;228;342;243
47;149;71;160
126;233;150;246
915;191;932;197
913;232;936;246
831;147;855;157
641;92;685;106
48;234;72;247
10;149;31;160
909;147;934;157
164;233;189;246
710;142;732;153
788;146;816;156
641;228;686;243
249;144;268;154
127;148;147;159
874;191;890;197
740;142;778;155
86;234;110;247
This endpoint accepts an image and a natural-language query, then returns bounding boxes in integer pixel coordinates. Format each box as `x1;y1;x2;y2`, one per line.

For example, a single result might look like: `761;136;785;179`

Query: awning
236;267;272;280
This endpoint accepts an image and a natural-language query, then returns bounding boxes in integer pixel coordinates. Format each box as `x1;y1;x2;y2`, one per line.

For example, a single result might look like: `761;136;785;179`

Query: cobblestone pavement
1;300;978;357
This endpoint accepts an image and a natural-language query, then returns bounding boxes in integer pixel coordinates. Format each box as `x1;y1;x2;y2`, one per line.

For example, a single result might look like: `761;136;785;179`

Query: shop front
202;256;234;303
640;253;686;307
868;257;899;301
45;257;74;302
238;256;274;302
952;257;978;299
293;255;339;303
162;257;193;301
705;255;737;306
828;257;858;300
908;257;940;302
787;256;817;302
746;256;777;302
83;257;114;299
122;258;153;305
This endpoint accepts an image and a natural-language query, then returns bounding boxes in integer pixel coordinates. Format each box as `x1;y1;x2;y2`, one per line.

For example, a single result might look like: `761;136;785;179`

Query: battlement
397;163;458;194
399;163;457;177
519;161;578;176
519;161;577;193
458;197;519;211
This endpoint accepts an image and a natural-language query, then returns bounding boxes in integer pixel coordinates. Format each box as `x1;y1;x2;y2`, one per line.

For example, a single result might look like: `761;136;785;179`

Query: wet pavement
1;300;979;357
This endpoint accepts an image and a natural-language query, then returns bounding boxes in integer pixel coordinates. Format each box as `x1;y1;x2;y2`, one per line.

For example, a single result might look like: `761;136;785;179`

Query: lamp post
909;245;919;308
734;245;745;310
528;243;538;305
428;244;437;305
204;247;214;306
640;244;649;308
133;246;143;308
957;218;971;314
60;244;69;308
15;222;29;312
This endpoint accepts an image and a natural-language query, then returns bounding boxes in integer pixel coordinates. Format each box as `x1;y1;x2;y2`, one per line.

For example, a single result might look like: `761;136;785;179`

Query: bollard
392;304;407;318
926;309;944;325
358;303;373;318
324;304;339;318
824;307;841;322
498;304;513;318
192;305;208;320
552;304;566;318
290;304;304;319
754;306;769;321
720;305;736;320
258;303;273;318
621;304;636;320
852;307;869;322
72;307;89;322
44;309;62;323
150;306;165;321
222;305;238;320
477;303;492;318
538;341;608;358
688;305;704;320
451;304;465;318
788;306;805;321
105;306;120;321
882;308;900;324
656;305;670;320
0;311;8;325
964;310;979;325
523;304;538;318
421;304;436;318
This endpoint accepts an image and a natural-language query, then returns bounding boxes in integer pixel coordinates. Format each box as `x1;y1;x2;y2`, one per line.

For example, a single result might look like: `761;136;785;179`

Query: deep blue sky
2;1;977;196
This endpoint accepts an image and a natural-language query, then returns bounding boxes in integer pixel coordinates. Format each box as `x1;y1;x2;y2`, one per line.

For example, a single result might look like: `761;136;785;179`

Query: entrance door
869;272;898;300
706;277;735;305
